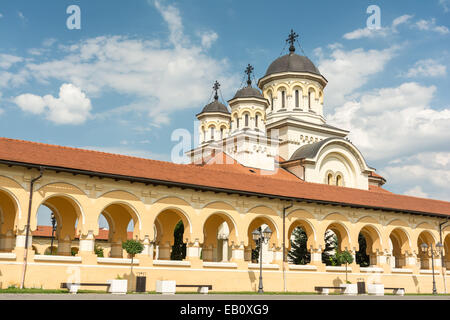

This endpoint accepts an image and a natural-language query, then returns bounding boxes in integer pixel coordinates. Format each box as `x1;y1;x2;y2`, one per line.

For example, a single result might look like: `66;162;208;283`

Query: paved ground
0;293;449;300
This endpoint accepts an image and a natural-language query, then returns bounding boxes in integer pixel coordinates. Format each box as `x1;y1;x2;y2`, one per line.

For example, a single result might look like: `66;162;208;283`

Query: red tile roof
1;137;449;217
32;225;132;240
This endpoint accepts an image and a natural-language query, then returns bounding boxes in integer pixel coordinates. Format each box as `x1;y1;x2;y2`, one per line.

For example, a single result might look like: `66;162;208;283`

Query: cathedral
0;30;449;294
189;30;380;192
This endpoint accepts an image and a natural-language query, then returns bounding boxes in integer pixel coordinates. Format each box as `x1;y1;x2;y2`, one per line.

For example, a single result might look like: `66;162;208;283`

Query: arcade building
0;31;449;293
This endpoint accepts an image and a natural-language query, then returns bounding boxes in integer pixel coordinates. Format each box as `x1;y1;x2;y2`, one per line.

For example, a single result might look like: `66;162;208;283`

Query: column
79;231;95;253
185;240;201;260
157;241;171;260
57;235;72;256
244;246;252;261
110;240;123;258
202;245;213;261
222;238;229;262
231;242;245;262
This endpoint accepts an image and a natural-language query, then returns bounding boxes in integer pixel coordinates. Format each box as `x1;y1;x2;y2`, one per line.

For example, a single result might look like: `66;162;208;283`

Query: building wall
0;164;449;292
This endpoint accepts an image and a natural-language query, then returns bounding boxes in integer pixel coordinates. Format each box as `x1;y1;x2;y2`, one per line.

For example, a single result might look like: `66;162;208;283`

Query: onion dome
264;53;321;77
197;80;230;115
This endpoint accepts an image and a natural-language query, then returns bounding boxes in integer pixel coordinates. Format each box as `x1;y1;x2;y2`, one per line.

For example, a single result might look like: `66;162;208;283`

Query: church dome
232;86;264;99
264;53;321;77
200;100;230;114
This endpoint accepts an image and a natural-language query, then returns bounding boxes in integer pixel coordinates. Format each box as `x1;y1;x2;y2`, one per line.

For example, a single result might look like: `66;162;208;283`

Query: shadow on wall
123;272;136;292
413;276;419;293
247;271;256;291
332;277;343;287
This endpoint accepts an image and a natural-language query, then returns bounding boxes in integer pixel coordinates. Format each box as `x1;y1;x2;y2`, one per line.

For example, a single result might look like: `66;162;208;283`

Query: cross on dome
213;80;220;100
245;64;254;86
286;29;299;53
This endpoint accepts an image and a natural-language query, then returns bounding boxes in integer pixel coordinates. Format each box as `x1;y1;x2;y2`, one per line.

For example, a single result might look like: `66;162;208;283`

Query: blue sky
0;0;449;225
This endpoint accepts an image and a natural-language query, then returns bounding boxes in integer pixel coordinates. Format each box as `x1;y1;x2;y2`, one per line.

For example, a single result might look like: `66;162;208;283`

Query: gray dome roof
200;100;230;114
265;53;321;77
232;86;264;99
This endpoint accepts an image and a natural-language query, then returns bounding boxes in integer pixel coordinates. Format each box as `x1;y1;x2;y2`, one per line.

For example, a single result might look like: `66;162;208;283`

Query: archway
322;222;350;265
356;225;382;267
287;219;314;265
388;228;410;268
417;230;436;270
0;189;19;252
202;213;236;262
33;195;82;256
97;203;137;258
246;216;278;264
154;208;191;260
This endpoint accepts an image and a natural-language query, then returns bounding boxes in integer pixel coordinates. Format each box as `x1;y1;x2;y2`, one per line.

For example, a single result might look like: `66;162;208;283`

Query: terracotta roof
369;171;385;180
32;225;133;240
1;137;450;217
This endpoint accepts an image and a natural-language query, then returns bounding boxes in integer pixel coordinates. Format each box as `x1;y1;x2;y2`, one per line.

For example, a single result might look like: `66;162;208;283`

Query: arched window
327;173;333;185
308;91;311;110
270;94;274;111
295;90;299;108
281;90;286;109
255;114;259;128
220;127;224;140
245;114;249;127
336;175;343;186
236;118;240;129
210;126;214;140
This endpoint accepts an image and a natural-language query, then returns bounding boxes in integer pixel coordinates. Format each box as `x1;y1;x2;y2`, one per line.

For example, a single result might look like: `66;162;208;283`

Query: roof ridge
0;137;187;167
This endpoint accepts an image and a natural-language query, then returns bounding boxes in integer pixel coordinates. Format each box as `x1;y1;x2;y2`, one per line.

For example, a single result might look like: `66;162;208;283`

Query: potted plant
336;250;357;295
107;274;128;294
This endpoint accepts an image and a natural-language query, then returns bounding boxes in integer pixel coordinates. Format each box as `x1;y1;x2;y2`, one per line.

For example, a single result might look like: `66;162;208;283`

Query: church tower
196;81;231;145
257;30;349;160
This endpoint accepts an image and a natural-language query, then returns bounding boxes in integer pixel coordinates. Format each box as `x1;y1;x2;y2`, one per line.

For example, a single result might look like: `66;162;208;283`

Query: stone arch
287;218;316;251
151;197;195;260
416;230;437;270
97;189;141;202
355;223;383;266
201;212;238;262
0;188;21;252
444;233;450;269
96;201;140;258
33;194;84;256
388;226;412;268
321;213;351;250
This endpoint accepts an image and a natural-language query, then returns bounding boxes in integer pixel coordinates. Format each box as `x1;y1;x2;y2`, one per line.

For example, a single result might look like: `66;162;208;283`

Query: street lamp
252;226;273;294
421;242;444;295
50;212;56;255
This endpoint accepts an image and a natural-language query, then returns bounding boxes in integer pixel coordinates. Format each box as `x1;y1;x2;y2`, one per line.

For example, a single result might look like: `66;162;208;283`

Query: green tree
322;232;338;266
336;250;354;283
356;233;370;267
94;245;104;257
171;221;186;260
288;227;310;265
122;239;144;273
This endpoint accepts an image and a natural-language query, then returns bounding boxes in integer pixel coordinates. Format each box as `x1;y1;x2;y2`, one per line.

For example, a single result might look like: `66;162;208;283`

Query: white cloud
0;54;23;69
327;82;450;162
380;152;450;200
14;83;92;125
404;186;429;198
343;27;390;40
404;59;447;78
415;18;449;34
343;14;413;40
316;46;397;109
199;31;218;49
440;0;450;12
18;1;238;126
0;13;3;18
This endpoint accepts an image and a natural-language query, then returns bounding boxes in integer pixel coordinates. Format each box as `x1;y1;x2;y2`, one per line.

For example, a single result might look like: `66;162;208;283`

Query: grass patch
0;288;68;294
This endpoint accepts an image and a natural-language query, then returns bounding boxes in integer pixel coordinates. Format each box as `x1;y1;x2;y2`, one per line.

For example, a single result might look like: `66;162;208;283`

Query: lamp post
252;226;273;294
421;242;443;295
50;212;56;255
